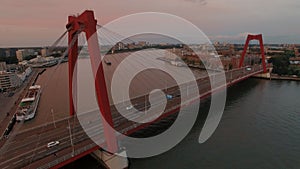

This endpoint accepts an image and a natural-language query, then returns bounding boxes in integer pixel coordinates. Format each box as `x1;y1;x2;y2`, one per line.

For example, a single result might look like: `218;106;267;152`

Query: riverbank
253;73;300;81
18;63;69;131
0;68;40;137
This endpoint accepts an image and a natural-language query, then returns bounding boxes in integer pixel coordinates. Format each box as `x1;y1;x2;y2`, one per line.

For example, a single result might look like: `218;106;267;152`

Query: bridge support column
67;10;118;153
91;149;128;169
253;67;273;79
239;34;267;73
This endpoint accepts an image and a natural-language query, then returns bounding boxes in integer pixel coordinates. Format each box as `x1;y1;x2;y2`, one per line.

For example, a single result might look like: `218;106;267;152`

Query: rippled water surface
130;79;300;169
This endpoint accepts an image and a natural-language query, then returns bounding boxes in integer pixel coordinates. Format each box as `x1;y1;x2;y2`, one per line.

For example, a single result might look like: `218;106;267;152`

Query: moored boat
16;85;41;122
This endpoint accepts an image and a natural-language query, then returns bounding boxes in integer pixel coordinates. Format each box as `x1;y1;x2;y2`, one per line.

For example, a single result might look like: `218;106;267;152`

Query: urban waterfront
65;79;300;168
1;1;300;168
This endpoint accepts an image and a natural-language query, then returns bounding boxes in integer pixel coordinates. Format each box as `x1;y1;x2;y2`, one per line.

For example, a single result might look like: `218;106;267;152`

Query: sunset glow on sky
0;0;299;47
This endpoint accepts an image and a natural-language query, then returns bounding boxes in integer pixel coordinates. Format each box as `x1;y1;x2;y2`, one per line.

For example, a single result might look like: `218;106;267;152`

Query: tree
23;55;37;61
269;56;290;75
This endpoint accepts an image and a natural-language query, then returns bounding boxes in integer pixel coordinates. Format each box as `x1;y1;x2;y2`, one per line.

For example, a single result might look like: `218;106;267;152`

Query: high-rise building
16;50;25;61
16;49;36;62
41;48;49;57
0;62;7;71
0;71;22;91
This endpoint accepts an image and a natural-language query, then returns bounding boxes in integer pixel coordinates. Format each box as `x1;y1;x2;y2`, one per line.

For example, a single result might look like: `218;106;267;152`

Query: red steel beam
239;34;267;73
66;10;118;153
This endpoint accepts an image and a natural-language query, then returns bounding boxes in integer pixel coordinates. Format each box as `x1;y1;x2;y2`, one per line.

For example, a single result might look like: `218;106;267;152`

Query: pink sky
0;0;300;47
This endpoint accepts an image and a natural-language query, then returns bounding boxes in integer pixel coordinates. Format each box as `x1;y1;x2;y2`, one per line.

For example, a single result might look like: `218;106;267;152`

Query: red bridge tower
239;34;267;73
66;10;118;153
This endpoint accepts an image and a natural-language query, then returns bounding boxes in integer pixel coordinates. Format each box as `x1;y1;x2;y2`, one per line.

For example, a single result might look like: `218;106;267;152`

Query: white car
47;141;60;148
126;105;134;110
246;67;252;71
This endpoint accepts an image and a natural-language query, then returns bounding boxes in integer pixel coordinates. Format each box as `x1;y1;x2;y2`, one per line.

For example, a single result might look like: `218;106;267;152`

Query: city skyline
0;0;300;47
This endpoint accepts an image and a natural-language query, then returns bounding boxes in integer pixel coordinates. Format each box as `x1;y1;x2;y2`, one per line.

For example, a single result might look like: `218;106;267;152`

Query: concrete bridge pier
253;67;273;79
91;149;128;169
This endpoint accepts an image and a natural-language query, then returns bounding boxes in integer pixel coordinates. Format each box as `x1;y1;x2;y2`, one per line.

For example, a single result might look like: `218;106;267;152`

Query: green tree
270;56;290;75
23;55;37;61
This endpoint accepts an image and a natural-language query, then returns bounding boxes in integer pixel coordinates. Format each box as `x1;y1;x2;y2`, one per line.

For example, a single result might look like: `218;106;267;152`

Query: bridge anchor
91;149;128;169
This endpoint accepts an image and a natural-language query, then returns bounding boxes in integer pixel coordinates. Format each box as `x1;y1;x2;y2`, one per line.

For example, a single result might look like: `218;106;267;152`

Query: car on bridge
47;141;60;148
166;94;173;100
126;105;134;110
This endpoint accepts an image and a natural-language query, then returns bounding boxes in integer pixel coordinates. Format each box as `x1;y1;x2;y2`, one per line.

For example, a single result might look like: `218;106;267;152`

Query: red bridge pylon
239;34;267;73
66;10;118;153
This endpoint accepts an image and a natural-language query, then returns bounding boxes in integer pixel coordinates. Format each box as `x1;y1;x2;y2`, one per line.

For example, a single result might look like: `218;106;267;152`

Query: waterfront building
0;62;7;71
0;71;22;91
41;48;49;57
16;49;35;62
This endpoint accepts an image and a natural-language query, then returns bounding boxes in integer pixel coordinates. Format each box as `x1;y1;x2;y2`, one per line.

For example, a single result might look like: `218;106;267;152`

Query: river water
65;78;300;169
